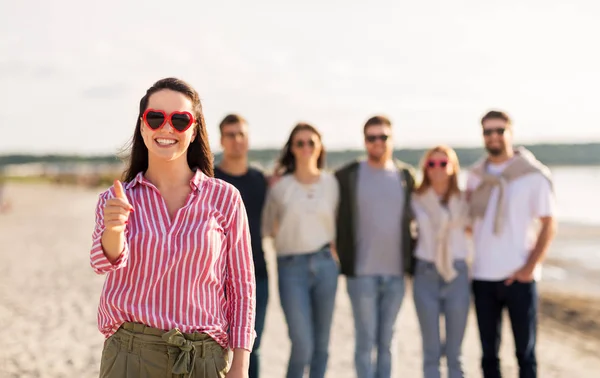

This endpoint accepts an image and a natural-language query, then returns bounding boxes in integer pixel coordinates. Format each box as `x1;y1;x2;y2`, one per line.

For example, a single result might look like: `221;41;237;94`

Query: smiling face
425;150;454;186
416;145;461;201
482;117;513;157
479;111;514;159
364;124;393;162
291;129;322;167
140;89;197;163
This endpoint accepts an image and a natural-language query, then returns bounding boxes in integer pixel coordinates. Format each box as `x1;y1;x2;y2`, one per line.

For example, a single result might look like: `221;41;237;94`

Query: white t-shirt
411;198;471;262
262;172;339;256
466;161;556;281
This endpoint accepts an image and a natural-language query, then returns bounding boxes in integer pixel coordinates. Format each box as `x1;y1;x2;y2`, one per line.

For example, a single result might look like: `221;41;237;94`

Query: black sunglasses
483;127;506;136
294;139;316;148
365;134;389;143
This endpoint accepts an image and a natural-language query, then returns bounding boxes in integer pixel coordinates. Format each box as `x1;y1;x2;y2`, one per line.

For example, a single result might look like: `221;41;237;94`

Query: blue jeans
472;280;538;378
346;275;405;378
413;260;470;378
249;275;269;378
277;248;339;378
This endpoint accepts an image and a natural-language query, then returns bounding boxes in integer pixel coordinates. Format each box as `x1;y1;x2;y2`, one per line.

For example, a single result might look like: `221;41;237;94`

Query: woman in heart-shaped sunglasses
411;145;471;378
89;77;256;378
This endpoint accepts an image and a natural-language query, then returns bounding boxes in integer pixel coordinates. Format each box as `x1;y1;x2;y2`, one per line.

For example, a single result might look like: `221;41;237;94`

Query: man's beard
486;146;504;156
367;152;386;162
225;151;246;160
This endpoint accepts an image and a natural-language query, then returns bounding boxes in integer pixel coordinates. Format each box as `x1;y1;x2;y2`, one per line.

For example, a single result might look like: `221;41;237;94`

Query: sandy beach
1;182;599;378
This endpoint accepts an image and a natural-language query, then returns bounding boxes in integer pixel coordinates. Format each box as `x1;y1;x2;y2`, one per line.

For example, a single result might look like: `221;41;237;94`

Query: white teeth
156;138;177;145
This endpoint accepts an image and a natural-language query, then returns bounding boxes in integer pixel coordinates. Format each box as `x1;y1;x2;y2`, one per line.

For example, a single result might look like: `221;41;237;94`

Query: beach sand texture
1;183;599;377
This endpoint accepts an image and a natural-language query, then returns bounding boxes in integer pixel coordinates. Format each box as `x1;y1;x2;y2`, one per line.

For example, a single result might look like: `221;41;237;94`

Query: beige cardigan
468;147;553;234
413;189;469;282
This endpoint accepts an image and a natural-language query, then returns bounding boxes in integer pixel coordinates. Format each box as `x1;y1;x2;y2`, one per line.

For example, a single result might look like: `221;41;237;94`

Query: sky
1;0;600;154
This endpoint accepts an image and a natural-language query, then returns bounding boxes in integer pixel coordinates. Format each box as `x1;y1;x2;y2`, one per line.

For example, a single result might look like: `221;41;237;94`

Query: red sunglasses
426;159;449;168
142;109;195;133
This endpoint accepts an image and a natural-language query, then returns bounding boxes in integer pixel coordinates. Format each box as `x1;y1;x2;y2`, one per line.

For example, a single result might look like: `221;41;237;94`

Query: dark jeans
249;275;269;378
472;280;538;378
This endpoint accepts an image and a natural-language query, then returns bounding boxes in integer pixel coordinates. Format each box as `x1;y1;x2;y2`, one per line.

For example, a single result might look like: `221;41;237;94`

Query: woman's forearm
101;230;126;263
230;348;250;370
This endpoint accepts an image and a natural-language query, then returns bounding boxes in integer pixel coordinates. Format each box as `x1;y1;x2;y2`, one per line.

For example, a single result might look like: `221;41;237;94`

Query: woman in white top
412;145;471;378
262;123;339;378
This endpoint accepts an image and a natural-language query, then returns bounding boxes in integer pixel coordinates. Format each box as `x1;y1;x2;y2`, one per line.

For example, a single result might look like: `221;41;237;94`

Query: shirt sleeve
531;174;555;218
328;173;340;240
225;195;256;351
261;185;279;238
332;174;340;207
89;189;130;274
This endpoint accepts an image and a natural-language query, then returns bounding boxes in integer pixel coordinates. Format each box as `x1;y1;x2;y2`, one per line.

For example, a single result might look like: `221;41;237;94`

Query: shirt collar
124;169;206;191
124;172;145;190
189;169;206;191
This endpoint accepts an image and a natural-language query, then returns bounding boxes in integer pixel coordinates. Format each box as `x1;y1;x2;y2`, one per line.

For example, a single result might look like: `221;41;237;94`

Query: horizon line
1;140;599;157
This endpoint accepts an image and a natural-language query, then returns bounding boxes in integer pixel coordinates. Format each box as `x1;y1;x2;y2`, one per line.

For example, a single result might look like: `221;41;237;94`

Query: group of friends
90;77;556;378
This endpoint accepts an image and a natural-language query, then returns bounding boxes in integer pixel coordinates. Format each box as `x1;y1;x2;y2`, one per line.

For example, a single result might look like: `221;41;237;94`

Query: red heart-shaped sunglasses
142;109;195;133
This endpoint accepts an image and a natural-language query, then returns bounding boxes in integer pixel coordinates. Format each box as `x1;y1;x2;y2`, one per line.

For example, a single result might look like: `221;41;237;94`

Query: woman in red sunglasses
89;78;255;378
411;145;471;378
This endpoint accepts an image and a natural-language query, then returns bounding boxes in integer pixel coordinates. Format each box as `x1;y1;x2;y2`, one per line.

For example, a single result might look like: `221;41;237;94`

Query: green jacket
334;159;417;277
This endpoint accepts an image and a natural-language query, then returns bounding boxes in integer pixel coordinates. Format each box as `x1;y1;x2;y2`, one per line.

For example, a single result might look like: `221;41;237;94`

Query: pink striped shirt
89;170;256;351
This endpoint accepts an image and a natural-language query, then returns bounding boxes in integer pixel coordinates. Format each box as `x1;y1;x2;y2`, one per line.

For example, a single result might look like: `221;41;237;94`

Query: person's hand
226;349;249;378
103;180;133;233
504;265;534;286
330;242;340;264
225;366;248;378
225;367;248;378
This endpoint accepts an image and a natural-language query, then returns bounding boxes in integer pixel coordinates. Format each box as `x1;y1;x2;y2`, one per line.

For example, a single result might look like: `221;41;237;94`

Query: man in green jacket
334;115;416;378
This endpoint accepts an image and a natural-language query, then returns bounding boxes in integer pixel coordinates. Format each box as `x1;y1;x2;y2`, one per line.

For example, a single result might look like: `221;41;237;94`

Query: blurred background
1;1;599;377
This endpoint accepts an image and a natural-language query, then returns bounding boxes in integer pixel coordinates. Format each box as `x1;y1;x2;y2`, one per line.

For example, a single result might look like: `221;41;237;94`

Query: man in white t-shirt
466;110;557;378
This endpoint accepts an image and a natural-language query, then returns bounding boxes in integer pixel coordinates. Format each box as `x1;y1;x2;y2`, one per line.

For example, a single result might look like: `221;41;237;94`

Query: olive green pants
99;322;229;378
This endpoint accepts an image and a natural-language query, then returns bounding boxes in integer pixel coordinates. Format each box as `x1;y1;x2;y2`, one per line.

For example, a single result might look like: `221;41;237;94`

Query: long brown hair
121;78;213;182
275;123;326;175
415;145;461;203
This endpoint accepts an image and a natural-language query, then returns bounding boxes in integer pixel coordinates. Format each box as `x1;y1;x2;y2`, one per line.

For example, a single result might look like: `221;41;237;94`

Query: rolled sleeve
225;195;256;351
90;191;130;274
261;187;279;238
229;326;256;352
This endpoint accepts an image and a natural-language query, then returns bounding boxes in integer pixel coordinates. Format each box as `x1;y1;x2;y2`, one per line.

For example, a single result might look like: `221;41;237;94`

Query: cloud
0;59;64;79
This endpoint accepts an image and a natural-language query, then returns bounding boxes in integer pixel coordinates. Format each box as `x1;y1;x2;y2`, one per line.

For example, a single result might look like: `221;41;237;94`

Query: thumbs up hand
103;180;134;233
